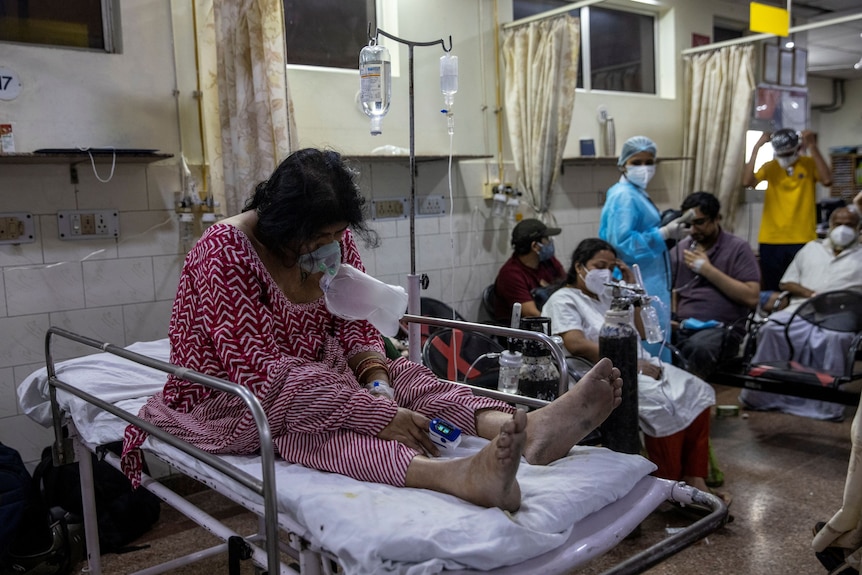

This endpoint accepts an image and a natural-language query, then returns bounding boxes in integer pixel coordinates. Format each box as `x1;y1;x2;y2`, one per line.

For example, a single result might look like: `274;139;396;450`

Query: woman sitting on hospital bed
542;238;718;495
121;148;623;512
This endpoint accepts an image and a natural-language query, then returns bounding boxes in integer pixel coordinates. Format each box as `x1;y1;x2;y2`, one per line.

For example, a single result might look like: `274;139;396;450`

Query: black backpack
34;441;162;554
0;442;81;575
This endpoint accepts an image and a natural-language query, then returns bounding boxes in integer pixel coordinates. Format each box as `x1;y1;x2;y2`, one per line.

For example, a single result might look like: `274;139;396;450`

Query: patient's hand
378;408;439;457
637;359;661;380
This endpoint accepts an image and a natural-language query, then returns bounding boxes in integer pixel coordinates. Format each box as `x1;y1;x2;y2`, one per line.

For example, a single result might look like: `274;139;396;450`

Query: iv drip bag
359;41;392;135
440;53;458;109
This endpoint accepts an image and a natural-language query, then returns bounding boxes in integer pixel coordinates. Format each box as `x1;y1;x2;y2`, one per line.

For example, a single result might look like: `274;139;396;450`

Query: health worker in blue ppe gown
599;136;692;361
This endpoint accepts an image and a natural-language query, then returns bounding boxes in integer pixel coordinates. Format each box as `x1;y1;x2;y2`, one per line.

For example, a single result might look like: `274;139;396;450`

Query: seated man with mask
493;219;565;324
670;192;761;380
739;206;862;421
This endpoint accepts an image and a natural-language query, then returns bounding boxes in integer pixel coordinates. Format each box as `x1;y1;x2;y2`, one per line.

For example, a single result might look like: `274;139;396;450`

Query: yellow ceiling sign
750;2;789;36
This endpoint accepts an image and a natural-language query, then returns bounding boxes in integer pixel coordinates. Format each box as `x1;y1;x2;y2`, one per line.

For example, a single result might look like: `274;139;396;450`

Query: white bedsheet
17;339;657;575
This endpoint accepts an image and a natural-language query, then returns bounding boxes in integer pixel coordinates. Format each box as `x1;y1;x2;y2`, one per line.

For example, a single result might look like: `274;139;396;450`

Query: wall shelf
0;152;174;165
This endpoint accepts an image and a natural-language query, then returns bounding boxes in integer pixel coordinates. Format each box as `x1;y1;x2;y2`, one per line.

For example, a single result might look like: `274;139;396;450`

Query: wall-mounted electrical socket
415;195;447;217
371;198;409;220
57;209;119;240
0;212;36;244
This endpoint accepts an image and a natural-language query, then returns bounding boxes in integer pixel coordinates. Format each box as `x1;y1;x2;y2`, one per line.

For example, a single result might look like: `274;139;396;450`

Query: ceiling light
785;41;794;49
855;57;862;71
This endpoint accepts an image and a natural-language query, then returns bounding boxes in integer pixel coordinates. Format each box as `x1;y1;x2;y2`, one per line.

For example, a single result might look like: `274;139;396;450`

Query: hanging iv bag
440;53;458;109
359;41;392;136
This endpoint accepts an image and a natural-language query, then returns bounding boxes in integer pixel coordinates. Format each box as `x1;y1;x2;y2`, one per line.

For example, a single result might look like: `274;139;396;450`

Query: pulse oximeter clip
428;417;462;451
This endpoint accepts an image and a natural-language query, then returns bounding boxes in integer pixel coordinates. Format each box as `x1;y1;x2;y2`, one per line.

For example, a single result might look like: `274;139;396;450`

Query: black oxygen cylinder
598;305;640;454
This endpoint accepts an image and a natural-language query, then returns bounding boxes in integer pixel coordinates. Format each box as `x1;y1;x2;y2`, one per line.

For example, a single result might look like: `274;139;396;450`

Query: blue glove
680;318;723;331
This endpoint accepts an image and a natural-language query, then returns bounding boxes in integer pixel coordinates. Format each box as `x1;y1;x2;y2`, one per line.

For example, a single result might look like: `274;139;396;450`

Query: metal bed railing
45;327;282;575
400;313;570;402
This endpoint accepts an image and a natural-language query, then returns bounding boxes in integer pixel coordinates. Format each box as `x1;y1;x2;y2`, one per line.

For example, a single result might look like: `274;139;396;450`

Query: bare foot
410;410;527;511
523;357;622;465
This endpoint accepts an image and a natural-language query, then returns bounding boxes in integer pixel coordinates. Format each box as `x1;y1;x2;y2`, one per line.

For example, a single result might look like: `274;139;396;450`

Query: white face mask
582;268;612;299
776;153;799;170
625;165;656;189
829;225;858;249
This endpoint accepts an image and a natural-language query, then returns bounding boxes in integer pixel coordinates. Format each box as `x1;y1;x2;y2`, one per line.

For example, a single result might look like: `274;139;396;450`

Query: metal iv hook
367;23;452;51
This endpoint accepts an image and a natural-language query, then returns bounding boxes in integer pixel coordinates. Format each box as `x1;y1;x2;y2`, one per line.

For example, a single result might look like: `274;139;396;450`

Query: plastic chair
746;289;862;388
397;297;466;350
530;285;557;311
478;284;503;325
422;328;504;389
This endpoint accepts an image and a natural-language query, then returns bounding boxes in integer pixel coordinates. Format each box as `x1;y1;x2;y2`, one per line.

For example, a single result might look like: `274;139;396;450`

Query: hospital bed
17;324;728;575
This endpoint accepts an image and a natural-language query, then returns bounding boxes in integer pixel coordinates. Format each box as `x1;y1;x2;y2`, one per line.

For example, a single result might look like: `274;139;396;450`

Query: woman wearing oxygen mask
599;136;694;361
121;148;625;513
542;239;722;500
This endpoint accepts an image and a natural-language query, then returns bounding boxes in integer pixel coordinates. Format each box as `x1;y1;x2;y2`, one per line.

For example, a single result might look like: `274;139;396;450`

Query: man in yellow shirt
743;129;832;291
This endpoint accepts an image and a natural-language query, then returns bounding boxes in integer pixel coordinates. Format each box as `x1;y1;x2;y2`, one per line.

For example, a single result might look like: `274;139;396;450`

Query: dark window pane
589;6;654;94
714;25;745;43
512;1;654;94
0;0;105;50
284;0;375;70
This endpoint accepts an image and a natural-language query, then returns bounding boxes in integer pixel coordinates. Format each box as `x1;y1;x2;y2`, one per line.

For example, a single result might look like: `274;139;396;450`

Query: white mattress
18;339;657;575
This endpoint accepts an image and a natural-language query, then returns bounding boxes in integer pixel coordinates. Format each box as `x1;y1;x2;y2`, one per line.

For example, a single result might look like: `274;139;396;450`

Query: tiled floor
74;384;857;575
577;384;856;575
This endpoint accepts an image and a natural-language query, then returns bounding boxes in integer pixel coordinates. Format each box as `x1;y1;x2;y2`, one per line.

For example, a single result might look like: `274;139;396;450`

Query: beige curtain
196;0;298;217
682;45;755;227
502;14;579;215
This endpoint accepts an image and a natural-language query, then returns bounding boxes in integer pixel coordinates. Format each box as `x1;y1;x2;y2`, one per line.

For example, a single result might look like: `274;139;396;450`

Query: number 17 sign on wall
0;67;22;101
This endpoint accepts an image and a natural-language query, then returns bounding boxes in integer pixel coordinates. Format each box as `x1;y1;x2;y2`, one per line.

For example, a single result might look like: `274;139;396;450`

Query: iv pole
367;25;452;363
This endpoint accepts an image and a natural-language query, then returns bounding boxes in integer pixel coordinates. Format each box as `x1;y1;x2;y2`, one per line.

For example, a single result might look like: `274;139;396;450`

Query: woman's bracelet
355;357;388;384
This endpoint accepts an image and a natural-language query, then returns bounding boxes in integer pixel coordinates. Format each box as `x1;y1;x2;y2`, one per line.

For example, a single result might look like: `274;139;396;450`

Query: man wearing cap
743;129;833;291
599;135;692;361
493;218;565;324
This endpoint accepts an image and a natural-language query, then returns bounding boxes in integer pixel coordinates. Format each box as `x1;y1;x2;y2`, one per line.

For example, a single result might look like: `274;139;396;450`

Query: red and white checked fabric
121;225;510;488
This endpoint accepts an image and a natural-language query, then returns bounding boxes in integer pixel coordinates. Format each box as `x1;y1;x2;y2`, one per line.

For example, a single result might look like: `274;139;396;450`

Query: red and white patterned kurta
121;225;510;487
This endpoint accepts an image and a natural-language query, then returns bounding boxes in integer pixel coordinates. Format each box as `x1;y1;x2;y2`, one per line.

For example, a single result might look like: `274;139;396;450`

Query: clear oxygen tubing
447;111;457;333
464;352;503;383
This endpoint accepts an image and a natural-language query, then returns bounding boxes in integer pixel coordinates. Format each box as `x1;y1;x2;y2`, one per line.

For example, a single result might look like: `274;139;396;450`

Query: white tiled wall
355;158;634;323
0;161;181;463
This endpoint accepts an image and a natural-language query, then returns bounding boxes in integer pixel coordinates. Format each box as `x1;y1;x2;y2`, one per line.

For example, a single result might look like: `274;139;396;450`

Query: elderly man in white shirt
740;206;862;420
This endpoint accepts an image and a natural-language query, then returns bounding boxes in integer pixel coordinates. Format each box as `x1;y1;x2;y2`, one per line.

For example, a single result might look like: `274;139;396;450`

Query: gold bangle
354;356;386;375
357;364;388;385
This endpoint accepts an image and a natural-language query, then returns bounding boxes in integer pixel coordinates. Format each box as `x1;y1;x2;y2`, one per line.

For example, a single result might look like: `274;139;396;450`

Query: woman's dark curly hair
565;238;616;285
243;148;378;263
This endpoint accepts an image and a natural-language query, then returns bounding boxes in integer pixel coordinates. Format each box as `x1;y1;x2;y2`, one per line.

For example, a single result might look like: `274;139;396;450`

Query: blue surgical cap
618;136;657;167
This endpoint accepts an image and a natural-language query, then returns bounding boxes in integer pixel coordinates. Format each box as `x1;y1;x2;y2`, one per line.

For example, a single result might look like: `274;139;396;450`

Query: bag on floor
35;441;161;554
0;442;32;560
0;442;80;575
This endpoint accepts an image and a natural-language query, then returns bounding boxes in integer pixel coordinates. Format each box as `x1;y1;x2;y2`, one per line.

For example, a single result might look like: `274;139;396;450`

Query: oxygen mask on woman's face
299;241;342;287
